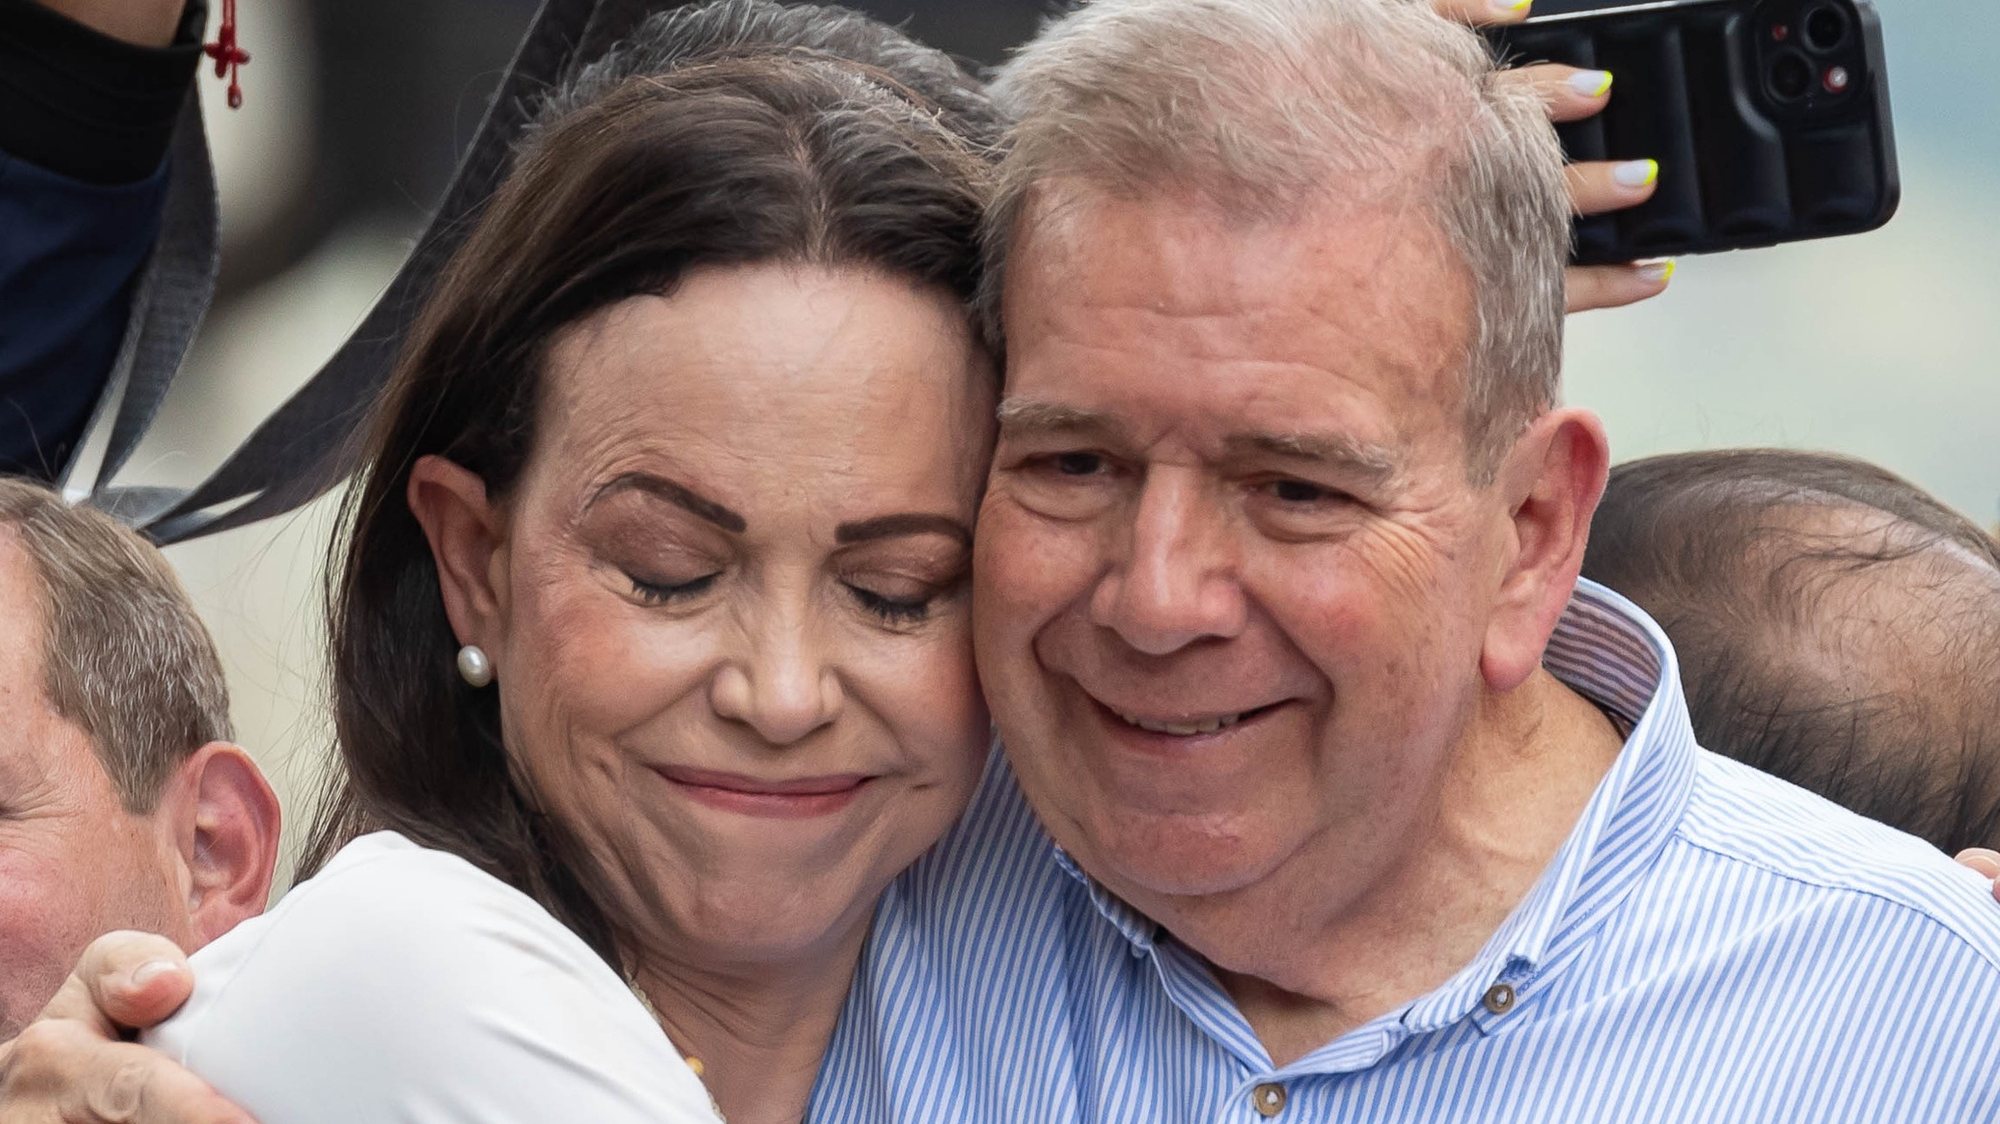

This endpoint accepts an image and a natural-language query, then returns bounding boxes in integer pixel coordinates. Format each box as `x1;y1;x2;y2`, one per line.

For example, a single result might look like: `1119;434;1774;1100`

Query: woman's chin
646;872;887;970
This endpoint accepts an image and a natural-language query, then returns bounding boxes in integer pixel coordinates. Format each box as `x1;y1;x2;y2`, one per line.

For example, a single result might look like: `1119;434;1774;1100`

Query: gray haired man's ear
156;742;282;946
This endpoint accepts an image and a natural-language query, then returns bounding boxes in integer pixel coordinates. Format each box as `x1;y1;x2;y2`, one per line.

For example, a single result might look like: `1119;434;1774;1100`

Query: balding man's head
1585;449;2000;853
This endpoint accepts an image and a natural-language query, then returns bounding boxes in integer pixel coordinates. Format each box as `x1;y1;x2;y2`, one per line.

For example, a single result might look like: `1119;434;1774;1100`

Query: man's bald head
1585;449;2000;853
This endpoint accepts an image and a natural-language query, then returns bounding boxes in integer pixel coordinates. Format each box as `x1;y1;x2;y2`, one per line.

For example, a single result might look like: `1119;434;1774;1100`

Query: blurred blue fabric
0;152;162;479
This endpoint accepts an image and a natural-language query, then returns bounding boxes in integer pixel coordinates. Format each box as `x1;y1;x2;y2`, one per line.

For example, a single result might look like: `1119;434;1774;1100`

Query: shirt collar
1057;578;1701;1027
1053;847;1160;953
1407;578;1700;1033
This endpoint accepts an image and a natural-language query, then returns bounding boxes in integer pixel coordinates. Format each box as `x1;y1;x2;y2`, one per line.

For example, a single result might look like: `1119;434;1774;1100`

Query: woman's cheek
897;618;990;777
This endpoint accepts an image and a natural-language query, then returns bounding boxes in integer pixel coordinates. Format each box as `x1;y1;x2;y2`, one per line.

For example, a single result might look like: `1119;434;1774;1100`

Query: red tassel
203;0;250;109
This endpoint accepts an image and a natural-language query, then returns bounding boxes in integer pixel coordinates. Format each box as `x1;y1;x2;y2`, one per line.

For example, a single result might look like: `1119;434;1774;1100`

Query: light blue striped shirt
811;579;2000;1121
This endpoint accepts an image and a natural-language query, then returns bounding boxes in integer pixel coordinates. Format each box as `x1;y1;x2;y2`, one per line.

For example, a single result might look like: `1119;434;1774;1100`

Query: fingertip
116;959;195;1014
83;931;196;1028
1564;262;1675;314
1566;69;1614;100
1636;259;1677;287
1956;847;2000;879
1612;159;1661;191
1463;0;1532;25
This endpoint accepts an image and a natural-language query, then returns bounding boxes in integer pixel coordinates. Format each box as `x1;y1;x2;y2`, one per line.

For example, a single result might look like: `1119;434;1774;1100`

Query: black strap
120;0;673;543
63;92;219;516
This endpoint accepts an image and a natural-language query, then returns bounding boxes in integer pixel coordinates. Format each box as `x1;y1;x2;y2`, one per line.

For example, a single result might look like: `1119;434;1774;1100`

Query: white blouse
147;831;723;1123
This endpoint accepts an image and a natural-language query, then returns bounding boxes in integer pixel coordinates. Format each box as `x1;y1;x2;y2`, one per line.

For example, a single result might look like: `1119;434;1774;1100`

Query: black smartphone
1486;0;1899;265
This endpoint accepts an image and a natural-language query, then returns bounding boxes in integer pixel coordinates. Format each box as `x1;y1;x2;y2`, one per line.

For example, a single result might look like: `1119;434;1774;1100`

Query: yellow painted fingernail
1493;0;1533;12
1614;159;1660;189
1567;70;1614;98
1639;260;1677;285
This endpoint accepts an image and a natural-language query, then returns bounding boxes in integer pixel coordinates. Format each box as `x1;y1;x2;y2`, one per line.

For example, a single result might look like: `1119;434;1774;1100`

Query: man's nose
708;615;844;745
1089;470;1247;655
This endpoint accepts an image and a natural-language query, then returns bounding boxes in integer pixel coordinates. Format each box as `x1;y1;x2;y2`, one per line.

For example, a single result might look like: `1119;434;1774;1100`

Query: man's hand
30;0;187;48
0;931;252;1123
1434;0;1671;313
1958;849;2000;904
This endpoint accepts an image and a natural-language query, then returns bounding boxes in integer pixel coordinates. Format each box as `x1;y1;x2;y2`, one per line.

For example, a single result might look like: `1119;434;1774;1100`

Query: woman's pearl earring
456;644;494;688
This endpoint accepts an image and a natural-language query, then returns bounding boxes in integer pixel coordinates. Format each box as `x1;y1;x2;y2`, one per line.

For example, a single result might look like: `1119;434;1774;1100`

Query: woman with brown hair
120;3;1003;1121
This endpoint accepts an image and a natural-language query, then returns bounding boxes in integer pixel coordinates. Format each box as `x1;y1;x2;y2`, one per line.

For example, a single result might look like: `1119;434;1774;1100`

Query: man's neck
1165;670;1625;1066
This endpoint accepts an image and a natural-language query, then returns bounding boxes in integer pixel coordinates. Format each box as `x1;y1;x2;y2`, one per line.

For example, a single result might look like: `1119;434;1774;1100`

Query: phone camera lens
1769;52;1813;101
1803;6;1849;52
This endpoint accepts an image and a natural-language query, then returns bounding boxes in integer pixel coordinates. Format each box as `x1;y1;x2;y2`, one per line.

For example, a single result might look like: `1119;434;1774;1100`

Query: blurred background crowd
131;0;2000;878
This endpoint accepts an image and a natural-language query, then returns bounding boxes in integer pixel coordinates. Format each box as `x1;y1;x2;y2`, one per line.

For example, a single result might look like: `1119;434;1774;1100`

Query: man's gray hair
983;0;1570;473
0;478;233;812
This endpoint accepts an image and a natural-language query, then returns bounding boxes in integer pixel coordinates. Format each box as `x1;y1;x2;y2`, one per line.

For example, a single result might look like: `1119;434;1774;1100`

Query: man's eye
630;572;720;604
1051;452;1105;476
1266;479;1341;504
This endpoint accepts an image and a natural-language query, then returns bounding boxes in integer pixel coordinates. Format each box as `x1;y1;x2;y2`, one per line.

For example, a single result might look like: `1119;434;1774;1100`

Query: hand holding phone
1489;0;1899;266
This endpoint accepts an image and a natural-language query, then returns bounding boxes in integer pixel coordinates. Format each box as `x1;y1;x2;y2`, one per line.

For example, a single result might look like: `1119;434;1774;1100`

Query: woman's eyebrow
834;513;972;546
589;472;748;533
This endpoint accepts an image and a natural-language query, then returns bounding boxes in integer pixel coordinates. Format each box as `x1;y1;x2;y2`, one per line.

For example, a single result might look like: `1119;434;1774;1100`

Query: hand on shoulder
0;930;248;1124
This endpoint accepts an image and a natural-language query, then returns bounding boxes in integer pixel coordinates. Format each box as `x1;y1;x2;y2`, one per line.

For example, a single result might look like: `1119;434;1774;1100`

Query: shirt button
1251;1082;1288;1117
1483;982;1517;1015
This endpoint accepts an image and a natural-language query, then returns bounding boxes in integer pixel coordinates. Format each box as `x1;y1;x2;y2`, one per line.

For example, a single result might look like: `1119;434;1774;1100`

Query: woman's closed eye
847;584;934;624
629;571;721;605
841;565;962;627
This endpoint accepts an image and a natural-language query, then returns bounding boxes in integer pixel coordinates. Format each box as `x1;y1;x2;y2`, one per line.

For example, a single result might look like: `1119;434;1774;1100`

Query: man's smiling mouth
1099;701;1286;737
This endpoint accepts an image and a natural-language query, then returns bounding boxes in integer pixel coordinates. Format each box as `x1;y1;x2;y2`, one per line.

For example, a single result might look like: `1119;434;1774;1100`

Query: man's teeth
1113;710;1246;736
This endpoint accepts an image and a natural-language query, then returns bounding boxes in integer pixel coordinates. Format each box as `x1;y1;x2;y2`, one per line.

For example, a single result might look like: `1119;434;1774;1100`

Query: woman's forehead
525;267;995;514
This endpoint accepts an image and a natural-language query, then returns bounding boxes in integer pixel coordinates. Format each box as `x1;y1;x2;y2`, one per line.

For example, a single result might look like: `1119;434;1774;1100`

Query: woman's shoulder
264;831;584;945
185;831;601;990
149;832;720;1123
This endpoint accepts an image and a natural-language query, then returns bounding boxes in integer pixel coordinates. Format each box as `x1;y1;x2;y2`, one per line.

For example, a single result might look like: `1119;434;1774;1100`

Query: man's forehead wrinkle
1037;271;1425;383
1075;220;1459;380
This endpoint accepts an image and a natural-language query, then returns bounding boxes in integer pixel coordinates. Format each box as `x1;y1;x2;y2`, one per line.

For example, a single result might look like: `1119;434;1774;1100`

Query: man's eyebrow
835;513;972;546
994;398;1118;436
590;472;748;533
1226;431;1400;483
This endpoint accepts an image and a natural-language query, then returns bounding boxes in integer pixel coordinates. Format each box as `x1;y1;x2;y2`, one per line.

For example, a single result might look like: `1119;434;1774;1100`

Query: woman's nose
708;631;845;746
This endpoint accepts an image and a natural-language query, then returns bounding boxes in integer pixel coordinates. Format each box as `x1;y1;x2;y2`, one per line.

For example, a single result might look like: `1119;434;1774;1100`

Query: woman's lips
651;766;875;819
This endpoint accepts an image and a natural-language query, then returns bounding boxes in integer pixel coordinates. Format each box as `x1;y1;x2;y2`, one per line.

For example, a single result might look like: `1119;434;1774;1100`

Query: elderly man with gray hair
6;0;1999;1120
901;0;2000;1117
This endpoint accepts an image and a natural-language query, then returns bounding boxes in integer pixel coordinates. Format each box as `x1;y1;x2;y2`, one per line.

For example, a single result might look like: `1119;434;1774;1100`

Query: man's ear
161;742;282;946
1480;407;1610;693
406;454;509;657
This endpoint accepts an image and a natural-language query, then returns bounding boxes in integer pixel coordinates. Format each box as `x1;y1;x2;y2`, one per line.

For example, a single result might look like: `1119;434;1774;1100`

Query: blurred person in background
0;0;205;477
0;476;279;1040
1584;448;2000;854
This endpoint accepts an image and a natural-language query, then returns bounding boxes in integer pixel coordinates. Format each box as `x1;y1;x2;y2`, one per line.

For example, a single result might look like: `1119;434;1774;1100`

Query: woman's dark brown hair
299;0;999;961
